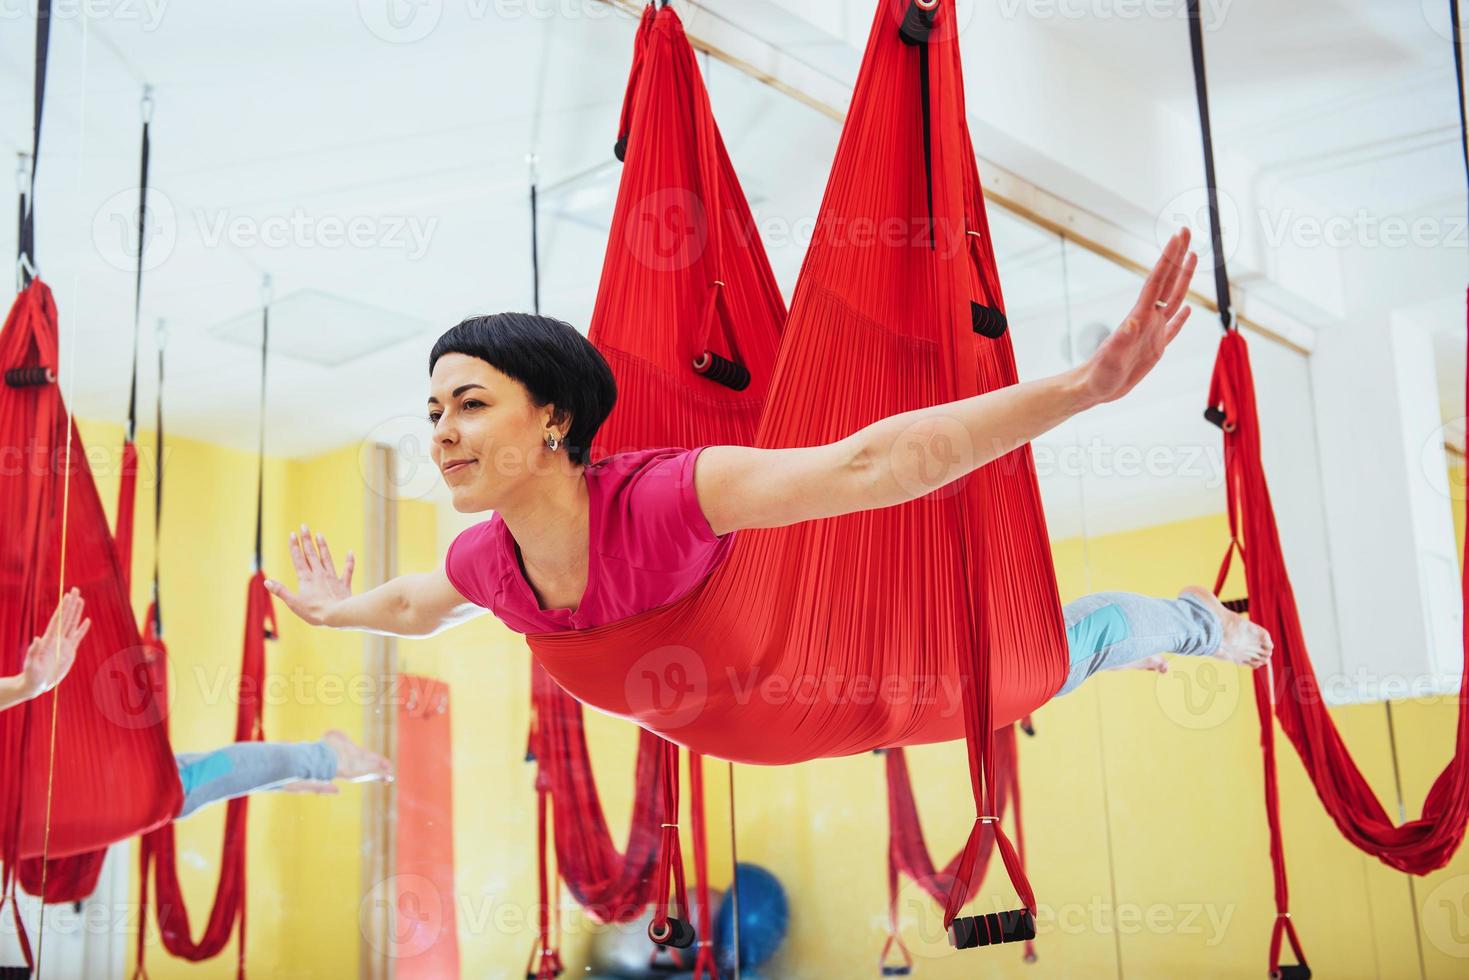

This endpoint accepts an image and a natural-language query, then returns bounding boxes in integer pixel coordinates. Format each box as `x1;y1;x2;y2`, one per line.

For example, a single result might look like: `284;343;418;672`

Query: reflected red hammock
1209;327;1469;872
14;431;142;903
1206;321;1469;972
0;281;182;954
527;0;1068;930
0;281;182;857
132;575;273;980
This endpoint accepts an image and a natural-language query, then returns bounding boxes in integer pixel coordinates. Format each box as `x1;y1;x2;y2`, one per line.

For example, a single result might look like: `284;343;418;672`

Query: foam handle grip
692;351;751;391
898;0;938;46
1270;966;1311;980
1222;598;1249;615
881;967;913;976
614;134;628;162
647;915;696;949
5;365;54;387
1203;405;1229;429
948;909;1037;949
971;301;1008;339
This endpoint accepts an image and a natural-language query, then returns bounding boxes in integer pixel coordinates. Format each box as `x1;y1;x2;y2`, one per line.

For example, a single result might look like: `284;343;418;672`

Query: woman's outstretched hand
21;587;89;698
264;524;355;627
1078;227;1198;407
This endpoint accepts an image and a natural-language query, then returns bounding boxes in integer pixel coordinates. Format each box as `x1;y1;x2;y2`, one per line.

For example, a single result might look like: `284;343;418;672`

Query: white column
1310;310;1461;701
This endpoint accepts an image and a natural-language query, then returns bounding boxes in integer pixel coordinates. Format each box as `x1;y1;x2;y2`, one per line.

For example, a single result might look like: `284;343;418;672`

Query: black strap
17;0;51;285
252;293;269;572
918;42;935;251
529;180;541;315
1186;0;1232;331
1454;0;1468;212
151;321;165;637
14;175;23;281
126;98;152;444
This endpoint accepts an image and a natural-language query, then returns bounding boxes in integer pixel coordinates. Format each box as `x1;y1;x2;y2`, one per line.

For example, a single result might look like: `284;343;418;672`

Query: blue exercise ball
714;863;789;970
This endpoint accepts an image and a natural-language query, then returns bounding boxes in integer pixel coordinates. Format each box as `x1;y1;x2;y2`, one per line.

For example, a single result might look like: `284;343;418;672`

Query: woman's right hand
264;524;355;627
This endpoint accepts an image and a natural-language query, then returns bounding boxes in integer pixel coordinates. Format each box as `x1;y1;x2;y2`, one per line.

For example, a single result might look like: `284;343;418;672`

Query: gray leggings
174;740;338;820
1056;591;1222;697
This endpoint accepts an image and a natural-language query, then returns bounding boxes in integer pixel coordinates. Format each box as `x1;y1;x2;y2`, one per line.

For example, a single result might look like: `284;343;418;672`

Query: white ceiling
0;0;1462;539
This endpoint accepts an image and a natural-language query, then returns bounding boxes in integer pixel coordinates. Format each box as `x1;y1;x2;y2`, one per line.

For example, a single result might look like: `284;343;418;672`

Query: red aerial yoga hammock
0;281;183;961
523;5;786;974
527;0;1068;946
1190;1;1469;975
16;70;158;910
129;298;277;980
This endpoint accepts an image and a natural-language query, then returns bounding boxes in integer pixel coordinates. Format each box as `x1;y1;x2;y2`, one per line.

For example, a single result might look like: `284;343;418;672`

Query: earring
545;433;560;452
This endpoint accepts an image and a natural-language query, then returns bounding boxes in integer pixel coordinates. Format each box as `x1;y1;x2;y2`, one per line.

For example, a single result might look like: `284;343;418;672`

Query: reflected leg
174;740;338;820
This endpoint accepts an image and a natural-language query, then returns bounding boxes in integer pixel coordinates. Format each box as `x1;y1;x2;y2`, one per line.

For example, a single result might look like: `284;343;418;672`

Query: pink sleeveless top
444;446;735;635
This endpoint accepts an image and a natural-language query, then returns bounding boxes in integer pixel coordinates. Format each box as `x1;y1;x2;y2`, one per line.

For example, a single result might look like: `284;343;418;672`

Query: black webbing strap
1186;0;1232;331
1453;0;1468;207
918;41;935;251
14;163;23;282
252;288;270;572
151;321;165;637
125;92;152;444
529;179;541;315
17;0;51;286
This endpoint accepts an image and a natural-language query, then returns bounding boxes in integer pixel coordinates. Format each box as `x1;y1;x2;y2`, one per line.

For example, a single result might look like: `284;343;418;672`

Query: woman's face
428;353;563;513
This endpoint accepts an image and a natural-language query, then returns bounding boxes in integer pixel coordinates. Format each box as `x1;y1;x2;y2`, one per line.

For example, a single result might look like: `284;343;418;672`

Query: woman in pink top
267;228;1270;690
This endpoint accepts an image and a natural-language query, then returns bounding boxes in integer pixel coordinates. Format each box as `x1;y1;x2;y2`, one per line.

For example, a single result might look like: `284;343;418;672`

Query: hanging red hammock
527;0;1067;942
128;296;276;980
0;280;182;925
15;75;161;908
1206;324;1469;974
12;409;140;905
1210;327;1469;870
1187;0;1469;972
131;574;273;980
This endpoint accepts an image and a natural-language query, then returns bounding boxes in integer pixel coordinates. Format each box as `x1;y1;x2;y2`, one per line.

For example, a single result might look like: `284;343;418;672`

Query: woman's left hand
1079;227;1198;406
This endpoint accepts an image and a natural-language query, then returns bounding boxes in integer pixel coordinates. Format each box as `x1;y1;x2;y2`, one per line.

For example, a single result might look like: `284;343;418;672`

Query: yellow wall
1452;462;1464;557
78;416;366;978
65;419;1469;978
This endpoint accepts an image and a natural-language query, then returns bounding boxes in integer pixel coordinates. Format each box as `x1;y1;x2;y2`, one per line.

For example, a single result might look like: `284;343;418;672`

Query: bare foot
323;729;394;784
1180;586;1273;668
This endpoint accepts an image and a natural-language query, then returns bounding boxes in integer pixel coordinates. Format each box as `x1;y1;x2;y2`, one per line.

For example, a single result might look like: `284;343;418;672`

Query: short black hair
429;313;616;466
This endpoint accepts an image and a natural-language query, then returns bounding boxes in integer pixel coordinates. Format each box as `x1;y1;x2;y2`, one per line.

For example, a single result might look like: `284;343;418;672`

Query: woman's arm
264;526;484;638
1;588;89;714
697;228;1198;536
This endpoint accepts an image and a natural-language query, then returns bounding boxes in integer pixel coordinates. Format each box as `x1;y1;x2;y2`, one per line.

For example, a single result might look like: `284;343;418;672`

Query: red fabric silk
527;0;1067;762
395;676;462;980
1209;327;1469;875
0;281;181;873
133;574;274;979
531;663;665;922
13;437;142;903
